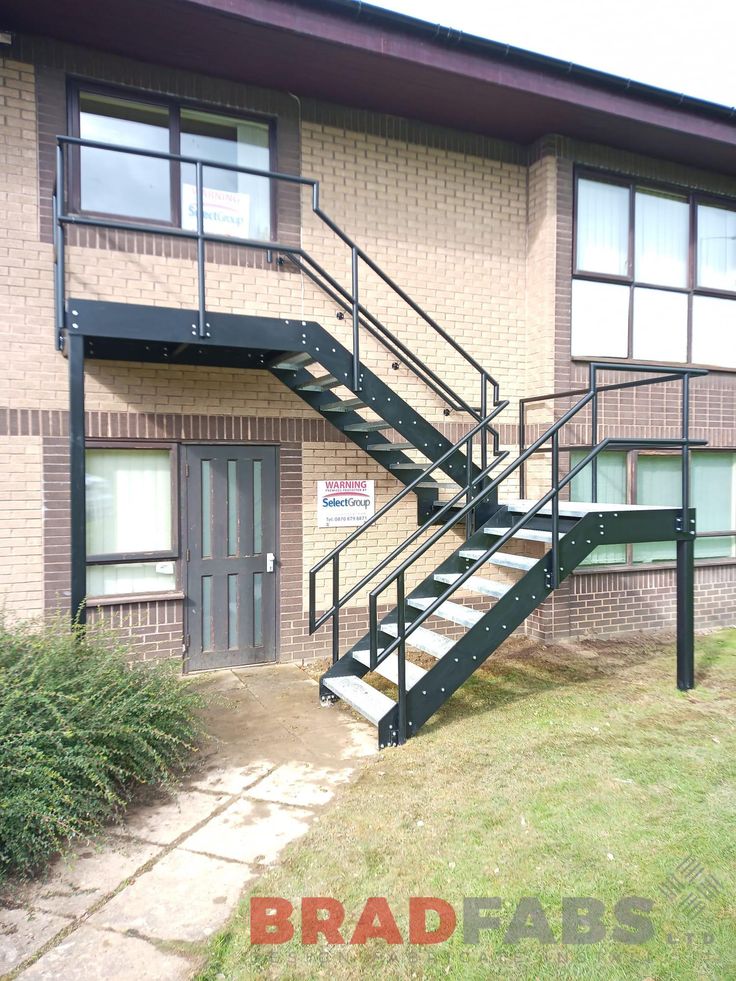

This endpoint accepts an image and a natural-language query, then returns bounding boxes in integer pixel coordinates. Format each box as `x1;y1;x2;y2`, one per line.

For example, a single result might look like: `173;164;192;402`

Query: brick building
1;1;734;720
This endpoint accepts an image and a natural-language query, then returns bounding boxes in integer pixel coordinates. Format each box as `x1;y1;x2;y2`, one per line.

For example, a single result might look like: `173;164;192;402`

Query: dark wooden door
184;445;277;670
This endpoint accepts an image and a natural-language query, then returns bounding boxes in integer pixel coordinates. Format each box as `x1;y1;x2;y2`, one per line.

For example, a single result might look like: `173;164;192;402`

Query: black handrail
309;402;509;662
53;135;499;428
365;362;706;743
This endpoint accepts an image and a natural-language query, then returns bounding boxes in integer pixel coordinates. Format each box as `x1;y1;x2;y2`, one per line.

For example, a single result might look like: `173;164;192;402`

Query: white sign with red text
317;479;375;528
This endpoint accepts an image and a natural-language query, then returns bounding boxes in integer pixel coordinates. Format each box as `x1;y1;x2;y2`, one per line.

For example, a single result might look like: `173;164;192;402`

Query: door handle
266;552;276;573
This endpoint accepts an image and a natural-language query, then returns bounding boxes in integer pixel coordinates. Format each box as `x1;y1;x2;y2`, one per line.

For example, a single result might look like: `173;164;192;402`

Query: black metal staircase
51;137;707;739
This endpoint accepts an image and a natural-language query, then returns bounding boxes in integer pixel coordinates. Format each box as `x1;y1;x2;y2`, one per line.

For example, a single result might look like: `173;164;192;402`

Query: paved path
1;664;375;979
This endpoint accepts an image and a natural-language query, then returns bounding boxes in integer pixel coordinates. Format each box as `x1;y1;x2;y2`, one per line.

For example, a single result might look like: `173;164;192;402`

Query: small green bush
0;616;204;879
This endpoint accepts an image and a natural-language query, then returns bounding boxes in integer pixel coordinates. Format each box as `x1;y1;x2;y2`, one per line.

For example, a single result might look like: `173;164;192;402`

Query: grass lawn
198;630;736;980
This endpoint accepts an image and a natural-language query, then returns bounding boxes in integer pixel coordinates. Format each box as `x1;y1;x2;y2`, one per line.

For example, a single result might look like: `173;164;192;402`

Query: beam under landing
67;299;316;365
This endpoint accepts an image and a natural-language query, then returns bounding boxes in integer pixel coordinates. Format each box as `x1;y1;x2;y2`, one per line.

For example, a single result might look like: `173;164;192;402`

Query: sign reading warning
317;479;375;528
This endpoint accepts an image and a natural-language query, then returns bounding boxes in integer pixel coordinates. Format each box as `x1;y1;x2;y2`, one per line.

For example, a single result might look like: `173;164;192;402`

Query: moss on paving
197;630;736;981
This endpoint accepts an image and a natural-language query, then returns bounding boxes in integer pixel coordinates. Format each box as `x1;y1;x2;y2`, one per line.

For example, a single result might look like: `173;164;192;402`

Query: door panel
185;445;277;670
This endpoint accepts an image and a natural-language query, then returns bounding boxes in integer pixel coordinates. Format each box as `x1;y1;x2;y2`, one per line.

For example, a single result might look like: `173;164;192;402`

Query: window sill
87;590;185;608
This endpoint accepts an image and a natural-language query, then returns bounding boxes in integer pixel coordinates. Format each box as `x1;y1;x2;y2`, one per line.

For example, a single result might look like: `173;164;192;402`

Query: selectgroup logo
317;479;375;528
249;895;660;946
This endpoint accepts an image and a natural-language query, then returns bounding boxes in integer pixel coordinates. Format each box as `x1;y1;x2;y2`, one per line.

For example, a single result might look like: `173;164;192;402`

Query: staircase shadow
422;635;676;733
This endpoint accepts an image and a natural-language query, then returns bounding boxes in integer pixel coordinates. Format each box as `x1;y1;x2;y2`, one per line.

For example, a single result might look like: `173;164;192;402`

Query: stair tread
380;622;453;658
322;674;395;726
344;421;391;431
352;649;427;689
484;525;562;543
390;462;427;470
434;573;510;598
504;499;671;516
366;442;414;452
460;549;536;571
268;352;314;370
297;375;339;392
322;397;366;412
407;596;483;628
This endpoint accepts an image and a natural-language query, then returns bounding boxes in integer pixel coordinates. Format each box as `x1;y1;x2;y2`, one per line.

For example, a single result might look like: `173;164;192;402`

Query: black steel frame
53;135;504;623
359;363;706;742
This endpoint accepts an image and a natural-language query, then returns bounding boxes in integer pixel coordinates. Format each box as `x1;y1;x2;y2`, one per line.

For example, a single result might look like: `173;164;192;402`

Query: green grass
0;616;204;879
198;631;736;980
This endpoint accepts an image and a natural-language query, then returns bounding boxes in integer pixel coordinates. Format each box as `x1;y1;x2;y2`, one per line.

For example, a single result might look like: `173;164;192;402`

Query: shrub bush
0;616;204;880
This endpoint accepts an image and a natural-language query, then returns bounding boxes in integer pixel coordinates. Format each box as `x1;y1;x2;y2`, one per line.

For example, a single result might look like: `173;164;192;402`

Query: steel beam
68;332;87;625
676;538;695;690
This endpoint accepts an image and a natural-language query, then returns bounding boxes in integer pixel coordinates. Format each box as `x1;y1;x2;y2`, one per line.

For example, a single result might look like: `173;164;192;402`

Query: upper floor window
72;85;273;241
571;174;736;369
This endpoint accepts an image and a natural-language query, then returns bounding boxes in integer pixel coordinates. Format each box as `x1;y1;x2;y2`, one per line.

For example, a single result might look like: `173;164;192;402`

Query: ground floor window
569;449;736;566
86;447;177;596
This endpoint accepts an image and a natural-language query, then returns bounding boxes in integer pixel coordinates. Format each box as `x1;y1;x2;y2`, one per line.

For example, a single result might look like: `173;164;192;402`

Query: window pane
692;453;736;560
227;460;238;556
635;190;689;287
571;280;630;357
632;287;688;362
691;295;736;368
576;179;629;276
253;460;262;555
79;92;171;220
201;459;212;558
87;561;175;596
86;450;172;556
202;576;212;651
633;455;681;563
228;574;239;649
570;451;628;565
180;109;271;240
697;204;736;291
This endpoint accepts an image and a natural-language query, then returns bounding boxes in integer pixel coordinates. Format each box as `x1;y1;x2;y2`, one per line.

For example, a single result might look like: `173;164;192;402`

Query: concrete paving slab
246;761;352;808
0;908;70;974
186;759;273;795
182;797;313;865
5;838;160;920
88;848;256;942
111;790;228;846
20;926;191;981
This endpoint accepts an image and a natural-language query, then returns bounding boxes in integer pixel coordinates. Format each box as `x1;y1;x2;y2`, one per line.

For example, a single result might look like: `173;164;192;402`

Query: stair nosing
433;573;510;598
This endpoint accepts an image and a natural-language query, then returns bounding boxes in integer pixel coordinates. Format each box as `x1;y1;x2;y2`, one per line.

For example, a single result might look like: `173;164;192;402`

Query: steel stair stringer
267;320;488;522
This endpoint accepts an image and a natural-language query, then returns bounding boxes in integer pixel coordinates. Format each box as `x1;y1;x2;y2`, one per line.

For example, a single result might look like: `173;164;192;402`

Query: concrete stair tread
352;649;427;689
380;621;454;658
484;525;562;543
433;573;511;598
366;442;414;452
322;397;366;412
407;596;483;628
459;549;536;571
269;352;314;370
344;420;391;432
297;374;339;392
322;674;395;725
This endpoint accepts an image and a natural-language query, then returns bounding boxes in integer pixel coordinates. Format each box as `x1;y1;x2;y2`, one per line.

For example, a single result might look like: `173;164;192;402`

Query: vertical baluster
351;246;360;391
332;555;339;664
551;430;560;589
196;161;206;338
397;572;407;745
